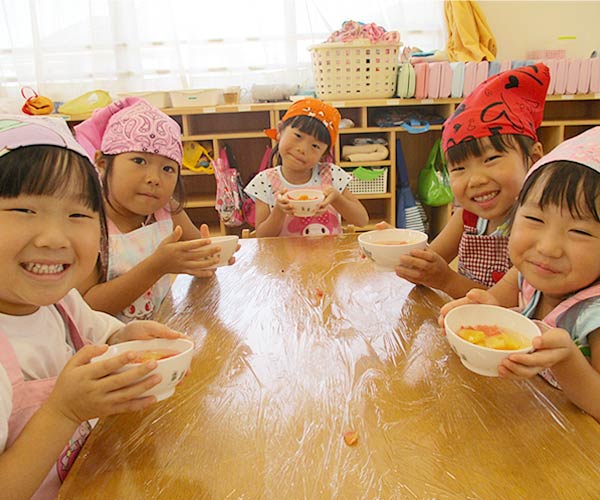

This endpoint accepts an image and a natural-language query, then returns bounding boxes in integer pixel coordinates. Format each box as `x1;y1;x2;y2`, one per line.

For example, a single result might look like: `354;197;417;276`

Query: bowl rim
209;234;239;243
285;188;325;202
93;338;195;364
444;304;540;353
358;228;428;246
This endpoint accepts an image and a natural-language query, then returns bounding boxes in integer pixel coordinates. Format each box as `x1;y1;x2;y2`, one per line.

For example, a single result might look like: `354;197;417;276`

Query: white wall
478;1;600;60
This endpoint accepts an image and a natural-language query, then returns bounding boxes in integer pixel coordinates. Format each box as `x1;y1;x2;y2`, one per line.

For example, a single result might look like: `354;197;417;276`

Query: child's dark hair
516;161;600;222
271;115;332;164
0;145;109;278
98;154;186;213
446;134;536;166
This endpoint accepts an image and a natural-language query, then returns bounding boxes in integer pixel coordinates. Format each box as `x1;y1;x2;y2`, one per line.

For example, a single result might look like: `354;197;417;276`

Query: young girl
74;97;227;322
0;115;185;499
393;64;549;298
244;98;369;237
440;127;600;420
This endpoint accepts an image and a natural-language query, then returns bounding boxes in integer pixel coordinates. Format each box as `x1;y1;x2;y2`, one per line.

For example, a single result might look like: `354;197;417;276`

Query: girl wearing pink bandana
0;115;184;499
394;64;549;298
442;127;600;421
245;98;368;237
75;98;232;322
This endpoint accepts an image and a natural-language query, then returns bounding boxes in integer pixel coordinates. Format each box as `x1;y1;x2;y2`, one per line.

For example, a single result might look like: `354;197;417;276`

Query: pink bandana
0;114;89;158
74;97;182;165
527;126;600;178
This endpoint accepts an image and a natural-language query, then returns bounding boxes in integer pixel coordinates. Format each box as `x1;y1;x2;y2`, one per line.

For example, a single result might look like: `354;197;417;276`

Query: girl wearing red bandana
245;98;369;237
394;64;549;298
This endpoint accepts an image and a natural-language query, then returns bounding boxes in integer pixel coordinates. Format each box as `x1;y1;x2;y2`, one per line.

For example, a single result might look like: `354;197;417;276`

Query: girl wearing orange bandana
394;64;549;298
245;98;368;237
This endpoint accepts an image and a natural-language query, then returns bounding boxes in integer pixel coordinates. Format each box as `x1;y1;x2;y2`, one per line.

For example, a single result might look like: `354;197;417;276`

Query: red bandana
442;63;550;152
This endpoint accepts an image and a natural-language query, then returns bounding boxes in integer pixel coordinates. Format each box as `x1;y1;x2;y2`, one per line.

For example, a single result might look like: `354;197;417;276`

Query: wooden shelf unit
65;94;600;236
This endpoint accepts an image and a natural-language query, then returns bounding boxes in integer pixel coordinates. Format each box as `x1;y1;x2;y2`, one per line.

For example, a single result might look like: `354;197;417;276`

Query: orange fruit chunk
343;430;358;446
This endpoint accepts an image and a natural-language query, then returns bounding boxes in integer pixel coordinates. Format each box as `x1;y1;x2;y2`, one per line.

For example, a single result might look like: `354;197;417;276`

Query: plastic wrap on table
58;236;600;499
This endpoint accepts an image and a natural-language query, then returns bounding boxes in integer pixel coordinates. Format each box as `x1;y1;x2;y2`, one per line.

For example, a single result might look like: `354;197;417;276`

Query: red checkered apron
457;210;510;288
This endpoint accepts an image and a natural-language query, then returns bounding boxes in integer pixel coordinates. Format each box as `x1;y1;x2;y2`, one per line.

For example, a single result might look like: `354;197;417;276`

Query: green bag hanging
417;138;454;206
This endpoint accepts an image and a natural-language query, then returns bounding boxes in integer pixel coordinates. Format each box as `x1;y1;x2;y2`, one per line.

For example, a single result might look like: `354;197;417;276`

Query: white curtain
0;0;445;104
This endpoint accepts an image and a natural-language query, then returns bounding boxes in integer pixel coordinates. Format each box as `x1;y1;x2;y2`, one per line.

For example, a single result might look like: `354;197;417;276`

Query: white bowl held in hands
91;338;194;401
358;228;428;271
285;188;325;217
207;235;239;267
444;304;541;377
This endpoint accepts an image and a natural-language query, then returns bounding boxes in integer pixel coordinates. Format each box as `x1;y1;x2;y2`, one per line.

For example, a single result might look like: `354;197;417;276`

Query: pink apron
457;209;510;287
519;279;600;388
107;207;173;322
266;164;342;236
0;303;91;500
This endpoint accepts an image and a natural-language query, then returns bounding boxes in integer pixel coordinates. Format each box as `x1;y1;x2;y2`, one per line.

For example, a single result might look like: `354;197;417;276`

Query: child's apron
266;164;342;236
519;279;600;388
107;207;173;321
458;209;510;287
0;303;91;500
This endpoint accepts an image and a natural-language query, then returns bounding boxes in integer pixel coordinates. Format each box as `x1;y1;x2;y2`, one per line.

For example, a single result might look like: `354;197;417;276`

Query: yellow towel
445;0;497;62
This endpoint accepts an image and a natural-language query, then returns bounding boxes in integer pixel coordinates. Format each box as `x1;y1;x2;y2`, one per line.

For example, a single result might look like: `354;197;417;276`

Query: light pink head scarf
527;126;600;178
0;114;89;158
74;97;182;165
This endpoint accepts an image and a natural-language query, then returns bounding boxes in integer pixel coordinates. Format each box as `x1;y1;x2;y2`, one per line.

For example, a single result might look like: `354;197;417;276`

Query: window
0;0;444;101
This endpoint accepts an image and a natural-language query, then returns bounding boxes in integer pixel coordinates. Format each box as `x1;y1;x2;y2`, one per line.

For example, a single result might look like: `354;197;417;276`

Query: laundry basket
310;42;400;100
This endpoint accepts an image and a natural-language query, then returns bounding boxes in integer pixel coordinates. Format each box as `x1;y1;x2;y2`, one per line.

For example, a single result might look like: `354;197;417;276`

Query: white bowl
358;228;428;271
207;235;239;267
91;338;194;401
286;189;325;217
444;304;541;377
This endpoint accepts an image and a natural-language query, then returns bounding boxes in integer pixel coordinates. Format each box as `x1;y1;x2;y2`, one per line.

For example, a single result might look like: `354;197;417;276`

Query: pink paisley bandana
74;97;182;165
0;114;89;159
527;126;600;178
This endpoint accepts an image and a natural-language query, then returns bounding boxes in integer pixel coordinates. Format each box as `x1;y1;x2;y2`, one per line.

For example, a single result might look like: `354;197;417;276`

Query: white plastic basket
169;89;224;108
310;42;400;100
347;168;388;195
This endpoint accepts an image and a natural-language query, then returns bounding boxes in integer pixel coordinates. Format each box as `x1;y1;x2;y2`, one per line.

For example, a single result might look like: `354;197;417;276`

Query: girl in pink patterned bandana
75;97;233;322
245;98;368;237
441;127;600;421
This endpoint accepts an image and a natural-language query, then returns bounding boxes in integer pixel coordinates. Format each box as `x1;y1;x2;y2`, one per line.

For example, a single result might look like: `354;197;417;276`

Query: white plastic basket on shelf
347;167;388;195
310;42;400;100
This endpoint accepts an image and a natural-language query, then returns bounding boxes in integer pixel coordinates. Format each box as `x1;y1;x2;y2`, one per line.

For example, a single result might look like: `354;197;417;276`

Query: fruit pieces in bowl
285;188;325;217
444;304;541;377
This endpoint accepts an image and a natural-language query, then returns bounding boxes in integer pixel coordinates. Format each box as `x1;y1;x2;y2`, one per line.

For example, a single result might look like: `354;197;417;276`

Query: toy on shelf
21;87;53;115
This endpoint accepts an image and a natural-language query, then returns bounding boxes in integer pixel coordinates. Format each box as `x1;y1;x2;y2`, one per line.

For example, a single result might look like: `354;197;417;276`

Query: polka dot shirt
244;163;351;208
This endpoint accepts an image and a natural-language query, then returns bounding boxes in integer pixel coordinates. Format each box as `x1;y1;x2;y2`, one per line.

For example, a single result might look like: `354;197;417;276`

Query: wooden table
58;235;600;499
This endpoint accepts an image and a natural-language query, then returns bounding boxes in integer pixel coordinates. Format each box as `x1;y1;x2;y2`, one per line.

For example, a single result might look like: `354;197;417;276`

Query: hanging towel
444;0;497;62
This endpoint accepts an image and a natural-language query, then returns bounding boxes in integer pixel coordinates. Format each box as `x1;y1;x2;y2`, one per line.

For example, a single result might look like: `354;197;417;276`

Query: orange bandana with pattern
265;98;341;148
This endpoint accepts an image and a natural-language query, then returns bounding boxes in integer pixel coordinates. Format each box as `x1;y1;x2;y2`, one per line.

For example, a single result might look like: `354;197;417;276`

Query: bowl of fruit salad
444;304;541;377
285;188;325;217
92;338;194;401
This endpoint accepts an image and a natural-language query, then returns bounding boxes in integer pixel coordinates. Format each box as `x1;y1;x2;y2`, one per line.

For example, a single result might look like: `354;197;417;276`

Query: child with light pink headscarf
441;127;600;421
75;97;233;322
0;115;185;499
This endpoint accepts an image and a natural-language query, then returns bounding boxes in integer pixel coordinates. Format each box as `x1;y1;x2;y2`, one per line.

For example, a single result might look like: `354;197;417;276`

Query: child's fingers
68;344;109;367
375;221;393;230
138;322;187;340
98;360;161;393
498;357;541;379
87;351;152;378
199;223;210;238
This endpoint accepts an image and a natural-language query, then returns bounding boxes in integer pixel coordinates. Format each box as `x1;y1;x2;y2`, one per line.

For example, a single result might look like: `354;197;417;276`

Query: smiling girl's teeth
24;263;65;274
474;192;497;202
